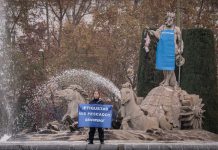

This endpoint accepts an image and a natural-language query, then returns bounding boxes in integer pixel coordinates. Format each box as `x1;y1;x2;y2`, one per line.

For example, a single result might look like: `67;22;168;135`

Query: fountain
0;2;217;150
39;69;121;99
18;69;121;130
0;0;13;141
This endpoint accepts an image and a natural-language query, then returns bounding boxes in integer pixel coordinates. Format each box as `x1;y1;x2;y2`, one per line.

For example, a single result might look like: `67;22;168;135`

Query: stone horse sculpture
54;84;88;121
120;82;159;130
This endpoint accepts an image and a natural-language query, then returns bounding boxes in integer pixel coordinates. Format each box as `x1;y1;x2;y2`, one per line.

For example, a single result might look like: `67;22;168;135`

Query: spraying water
26;69;121;127
0;0;12;141
39;69;121;99
0;134;11;142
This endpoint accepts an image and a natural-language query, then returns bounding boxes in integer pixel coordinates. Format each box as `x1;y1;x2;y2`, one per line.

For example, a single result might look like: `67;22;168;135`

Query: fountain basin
1;129;218;149
1;141;218;150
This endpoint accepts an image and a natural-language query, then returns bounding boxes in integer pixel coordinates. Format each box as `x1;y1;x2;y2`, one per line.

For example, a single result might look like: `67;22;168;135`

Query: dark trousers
88;127;104;142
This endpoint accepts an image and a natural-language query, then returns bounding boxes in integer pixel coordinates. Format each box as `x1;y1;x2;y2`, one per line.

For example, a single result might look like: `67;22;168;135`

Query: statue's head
68;84;88;98
165;12;175;27
120;82;134;103
127;68;134;78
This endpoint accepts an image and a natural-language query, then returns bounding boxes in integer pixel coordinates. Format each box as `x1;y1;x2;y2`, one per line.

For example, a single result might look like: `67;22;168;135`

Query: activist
88;90;105;144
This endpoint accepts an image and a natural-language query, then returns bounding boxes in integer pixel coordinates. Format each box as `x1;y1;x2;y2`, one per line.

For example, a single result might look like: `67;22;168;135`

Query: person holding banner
88;90;105;144
78;90;113;144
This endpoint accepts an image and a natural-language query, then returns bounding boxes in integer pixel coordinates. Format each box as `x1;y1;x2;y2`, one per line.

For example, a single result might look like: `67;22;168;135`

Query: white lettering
85;118;104;123
83;106;109;111
79;112;86;115
87;112;111;117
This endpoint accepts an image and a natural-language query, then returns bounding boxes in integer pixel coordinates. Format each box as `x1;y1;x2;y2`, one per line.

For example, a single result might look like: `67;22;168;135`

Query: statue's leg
160;71;166;85
163;71;173;86
120;105;125;119
121;116;131;130
169;72;179;90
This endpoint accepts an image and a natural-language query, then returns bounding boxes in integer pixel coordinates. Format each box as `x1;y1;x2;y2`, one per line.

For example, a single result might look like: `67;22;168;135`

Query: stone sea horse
119;82;159;130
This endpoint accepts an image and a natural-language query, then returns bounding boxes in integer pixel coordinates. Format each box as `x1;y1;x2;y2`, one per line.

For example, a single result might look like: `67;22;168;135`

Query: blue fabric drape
156;29;175;70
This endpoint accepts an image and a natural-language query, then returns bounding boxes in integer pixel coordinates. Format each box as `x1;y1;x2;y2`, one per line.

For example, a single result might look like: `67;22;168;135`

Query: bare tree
45;0;50;51
196;0;205;27
66;0;92;27
48;0;71;48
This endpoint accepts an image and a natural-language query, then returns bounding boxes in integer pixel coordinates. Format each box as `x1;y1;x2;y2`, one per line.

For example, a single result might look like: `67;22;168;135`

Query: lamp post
39;48;45;68
39;48;45;126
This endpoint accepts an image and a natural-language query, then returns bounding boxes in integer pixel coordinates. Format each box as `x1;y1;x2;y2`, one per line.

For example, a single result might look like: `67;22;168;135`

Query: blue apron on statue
156;29;175;70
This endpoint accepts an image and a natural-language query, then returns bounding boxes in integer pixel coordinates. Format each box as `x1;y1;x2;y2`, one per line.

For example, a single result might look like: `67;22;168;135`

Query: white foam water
38;69;121;99
0;134;11;142
0;0;13;138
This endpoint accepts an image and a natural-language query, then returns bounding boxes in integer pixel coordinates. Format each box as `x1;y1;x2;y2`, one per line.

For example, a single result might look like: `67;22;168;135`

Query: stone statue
120;82;159;130
140;85;205;130
138;12;204;131
146;12;184;88
54;85;88;121
119;82;204;131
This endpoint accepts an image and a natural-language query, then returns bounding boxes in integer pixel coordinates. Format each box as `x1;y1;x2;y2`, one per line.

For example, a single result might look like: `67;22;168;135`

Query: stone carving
140;86;204;130
13;126;218;142
140;86;181;129
54;85;88;121
178;91;205;129
119;82;204;131
146;12;184;88
120;82;159;130
136;12;204;131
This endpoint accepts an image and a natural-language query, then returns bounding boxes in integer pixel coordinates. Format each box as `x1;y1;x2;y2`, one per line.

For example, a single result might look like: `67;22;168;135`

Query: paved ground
1;140;218;150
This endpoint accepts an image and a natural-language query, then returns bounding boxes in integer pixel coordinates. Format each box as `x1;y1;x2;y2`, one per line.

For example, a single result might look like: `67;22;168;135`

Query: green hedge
181;29;218;133
137;28;218;133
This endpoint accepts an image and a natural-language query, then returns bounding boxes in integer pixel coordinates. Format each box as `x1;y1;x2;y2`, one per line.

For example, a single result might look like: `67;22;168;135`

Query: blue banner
78;104;112;128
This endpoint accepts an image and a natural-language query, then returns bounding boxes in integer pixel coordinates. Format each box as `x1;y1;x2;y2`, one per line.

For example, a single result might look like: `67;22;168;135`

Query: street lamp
39;48;45;68
39;48;45;126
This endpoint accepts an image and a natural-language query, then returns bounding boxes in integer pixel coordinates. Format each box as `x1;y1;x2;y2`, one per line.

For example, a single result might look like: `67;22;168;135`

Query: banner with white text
78;104;112;128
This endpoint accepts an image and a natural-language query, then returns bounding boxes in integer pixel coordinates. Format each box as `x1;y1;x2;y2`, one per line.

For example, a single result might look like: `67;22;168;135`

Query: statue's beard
165;21;174;27
165;18;174;27
166;23;173;27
